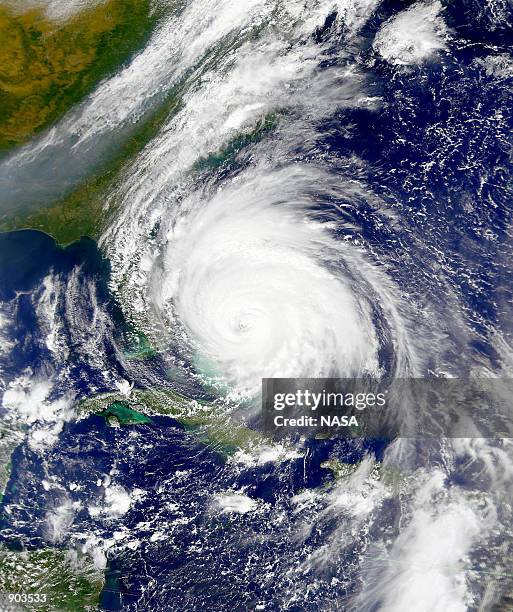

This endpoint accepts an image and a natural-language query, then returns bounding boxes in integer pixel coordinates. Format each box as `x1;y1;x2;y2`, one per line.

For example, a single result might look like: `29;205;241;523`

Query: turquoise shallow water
0;0;512;609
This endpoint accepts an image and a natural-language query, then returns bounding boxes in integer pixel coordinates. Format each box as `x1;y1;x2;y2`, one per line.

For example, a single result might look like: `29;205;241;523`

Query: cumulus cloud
373;1;449;66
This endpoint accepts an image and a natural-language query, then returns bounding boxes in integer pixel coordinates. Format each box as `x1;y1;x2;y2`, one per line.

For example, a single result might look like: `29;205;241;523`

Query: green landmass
0;546;104;611
0;0;156;152
81;387;267;457
192;113;278;173
0;79;278;245
0;90;183;245
0;421;24;503
319;459;361;481
0;3;280;245
0;0;167;245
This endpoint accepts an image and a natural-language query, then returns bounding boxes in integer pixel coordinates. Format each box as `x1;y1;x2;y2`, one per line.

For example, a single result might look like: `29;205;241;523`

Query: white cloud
374;1;449;66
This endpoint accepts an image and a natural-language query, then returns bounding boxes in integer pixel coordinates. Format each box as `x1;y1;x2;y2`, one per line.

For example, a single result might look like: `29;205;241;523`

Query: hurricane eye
238;319;252;332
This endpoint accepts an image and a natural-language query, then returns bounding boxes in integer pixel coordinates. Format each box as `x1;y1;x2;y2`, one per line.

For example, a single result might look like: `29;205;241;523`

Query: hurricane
0;0;512;609
100;0;441;398
147;166;405;396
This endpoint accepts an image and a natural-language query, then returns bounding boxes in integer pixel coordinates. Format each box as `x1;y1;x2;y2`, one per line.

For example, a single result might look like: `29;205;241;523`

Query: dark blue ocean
0;0;512;609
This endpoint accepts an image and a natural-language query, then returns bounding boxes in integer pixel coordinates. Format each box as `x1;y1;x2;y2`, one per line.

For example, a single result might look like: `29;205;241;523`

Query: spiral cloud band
1;0;512;608
156;167;382;397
